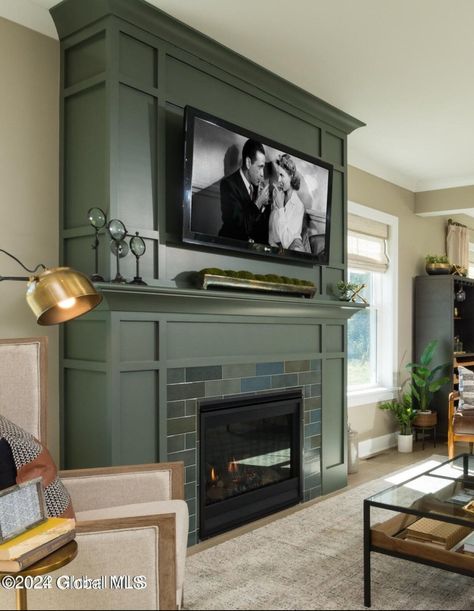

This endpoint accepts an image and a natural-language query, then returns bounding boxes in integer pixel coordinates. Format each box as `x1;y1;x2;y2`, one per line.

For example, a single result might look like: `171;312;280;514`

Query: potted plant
407;339;450;412
378;340;450;452
425;254;451;275
378;390;418;452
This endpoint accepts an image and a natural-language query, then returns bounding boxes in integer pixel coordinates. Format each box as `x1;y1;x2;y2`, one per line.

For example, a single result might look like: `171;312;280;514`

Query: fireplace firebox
199;389;302;539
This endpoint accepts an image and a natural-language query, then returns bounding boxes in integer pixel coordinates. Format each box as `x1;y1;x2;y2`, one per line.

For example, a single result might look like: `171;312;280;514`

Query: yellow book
0;518;75;561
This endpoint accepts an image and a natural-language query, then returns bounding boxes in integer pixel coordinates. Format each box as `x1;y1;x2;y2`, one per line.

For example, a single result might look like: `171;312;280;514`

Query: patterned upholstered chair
0;337;188;610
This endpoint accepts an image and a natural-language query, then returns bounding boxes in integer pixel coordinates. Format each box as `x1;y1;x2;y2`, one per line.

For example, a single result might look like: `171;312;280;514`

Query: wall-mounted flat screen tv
182;106;333;264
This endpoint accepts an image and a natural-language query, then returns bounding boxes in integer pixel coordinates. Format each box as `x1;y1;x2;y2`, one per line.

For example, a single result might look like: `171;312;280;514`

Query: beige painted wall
347;166;448;443
0;18;60;459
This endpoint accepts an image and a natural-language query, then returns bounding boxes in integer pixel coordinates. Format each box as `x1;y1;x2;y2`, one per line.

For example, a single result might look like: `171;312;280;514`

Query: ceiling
3;0;474;193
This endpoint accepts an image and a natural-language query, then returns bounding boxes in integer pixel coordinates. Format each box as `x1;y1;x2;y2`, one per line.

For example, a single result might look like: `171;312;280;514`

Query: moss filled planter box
200;273;316;298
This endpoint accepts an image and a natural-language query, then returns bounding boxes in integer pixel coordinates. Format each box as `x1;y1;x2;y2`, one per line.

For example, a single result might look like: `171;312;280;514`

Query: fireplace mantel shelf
94;282;365;319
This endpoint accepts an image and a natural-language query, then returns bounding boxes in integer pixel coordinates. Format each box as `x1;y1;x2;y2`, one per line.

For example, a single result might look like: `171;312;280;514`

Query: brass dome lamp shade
0;249;102;325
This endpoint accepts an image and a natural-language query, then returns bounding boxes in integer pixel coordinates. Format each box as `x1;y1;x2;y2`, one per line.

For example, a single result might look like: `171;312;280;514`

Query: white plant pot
397;433;413;453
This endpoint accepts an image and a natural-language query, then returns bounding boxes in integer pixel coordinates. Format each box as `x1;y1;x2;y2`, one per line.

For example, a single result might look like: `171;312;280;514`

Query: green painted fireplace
51;0;364;543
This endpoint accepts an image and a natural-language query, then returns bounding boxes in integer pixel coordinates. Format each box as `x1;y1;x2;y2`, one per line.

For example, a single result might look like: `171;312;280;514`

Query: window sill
347;386;398;408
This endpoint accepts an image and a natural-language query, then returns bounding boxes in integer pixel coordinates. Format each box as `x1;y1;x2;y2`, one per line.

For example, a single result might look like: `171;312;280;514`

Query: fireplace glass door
200;390;302;539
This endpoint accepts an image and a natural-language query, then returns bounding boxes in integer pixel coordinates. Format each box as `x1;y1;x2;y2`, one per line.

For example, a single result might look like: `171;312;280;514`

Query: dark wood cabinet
415;275;474;437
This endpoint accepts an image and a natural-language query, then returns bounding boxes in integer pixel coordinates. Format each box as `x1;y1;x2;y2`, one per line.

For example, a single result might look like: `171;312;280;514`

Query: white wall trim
358;432;397;459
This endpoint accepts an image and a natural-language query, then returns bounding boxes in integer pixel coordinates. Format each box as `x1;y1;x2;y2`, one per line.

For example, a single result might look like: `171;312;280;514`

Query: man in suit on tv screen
219;139;270;244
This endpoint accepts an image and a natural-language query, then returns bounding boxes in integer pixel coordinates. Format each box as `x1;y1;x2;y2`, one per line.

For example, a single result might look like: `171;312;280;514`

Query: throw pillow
0;415;75;519
458;365;474;409
0;438;16;491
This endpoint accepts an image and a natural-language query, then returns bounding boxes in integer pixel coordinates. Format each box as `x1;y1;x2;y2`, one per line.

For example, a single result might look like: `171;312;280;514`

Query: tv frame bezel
182;106;333;266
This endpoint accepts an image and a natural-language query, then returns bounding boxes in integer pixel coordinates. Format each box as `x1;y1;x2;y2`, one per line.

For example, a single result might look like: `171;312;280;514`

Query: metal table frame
363;454;474;607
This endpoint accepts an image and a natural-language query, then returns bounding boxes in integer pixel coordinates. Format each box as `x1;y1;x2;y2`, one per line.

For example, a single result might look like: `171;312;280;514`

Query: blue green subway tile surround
241;375;272;392
167;358;322;546
167;368;185;384
186;365;222;382
271;373;298;389
256;362;284;376
285;360;310;373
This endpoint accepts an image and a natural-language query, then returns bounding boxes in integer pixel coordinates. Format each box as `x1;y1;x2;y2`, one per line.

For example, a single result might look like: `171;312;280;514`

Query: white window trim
347;201;398;408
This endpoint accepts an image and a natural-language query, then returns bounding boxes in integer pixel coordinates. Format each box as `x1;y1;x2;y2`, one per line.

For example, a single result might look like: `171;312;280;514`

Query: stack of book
0;518;75;572
403;517;471;550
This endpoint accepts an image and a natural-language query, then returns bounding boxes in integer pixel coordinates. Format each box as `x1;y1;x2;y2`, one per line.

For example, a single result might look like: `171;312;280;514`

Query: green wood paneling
321;357;346;493
165;56;322;159
120;371;158;463
167;320;321;361
322;267;344;298
117;84;157;229
64;369;108;467
329;170;344;267
64;235;109;280
120;321;158;361
119;31;157;87
65;31;106;88
64;85;107;229
65;320;106;361
324;131;345;167
326;325;344;353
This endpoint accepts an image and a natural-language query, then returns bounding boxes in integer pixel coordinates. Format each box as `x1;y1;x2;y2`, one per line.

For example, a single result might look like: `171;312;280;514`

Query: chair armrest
0;515;178;610
449;391;459;420
77;514;178;610
59;462;184;512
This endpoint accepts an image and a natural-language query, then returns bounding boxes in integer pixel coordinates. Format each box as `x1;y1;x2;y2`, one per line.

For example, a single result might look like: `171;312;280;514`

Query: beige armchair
0;337;188;610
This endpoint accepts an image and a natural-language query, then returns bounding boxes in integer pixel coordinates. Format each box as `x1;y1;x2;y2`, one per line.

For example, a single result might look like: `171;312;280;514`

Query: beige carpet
185;457;474;610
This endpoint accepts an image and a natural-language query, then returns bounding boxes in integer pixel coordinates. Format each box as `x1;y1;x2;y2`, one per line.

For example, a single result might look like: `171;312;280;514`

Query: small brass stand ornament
107;219;128;284
335;281;368;304
129;232;147;286
88;207;107;282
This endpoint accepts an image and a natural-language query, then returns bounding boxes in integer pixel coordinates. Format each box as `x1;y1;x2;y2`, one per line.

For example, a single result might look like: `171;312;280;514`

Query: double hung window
347;203;398;406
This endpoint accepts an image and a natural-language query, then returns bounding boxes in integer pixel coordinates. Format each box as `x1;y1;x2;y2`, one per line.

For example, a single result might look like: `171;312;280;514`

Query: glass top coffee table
364;454;474;607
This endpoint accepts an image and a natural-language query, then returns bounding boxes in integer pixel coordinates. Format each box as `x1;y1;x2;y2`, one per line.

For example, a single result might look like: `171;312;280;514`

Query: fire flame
210;467;217;482
228;457;238;473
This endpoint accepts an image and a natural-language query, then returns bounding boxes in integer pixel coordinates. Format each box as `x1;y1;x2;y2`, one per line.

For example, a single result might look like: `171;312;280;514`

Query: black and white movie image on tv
182;107;333;264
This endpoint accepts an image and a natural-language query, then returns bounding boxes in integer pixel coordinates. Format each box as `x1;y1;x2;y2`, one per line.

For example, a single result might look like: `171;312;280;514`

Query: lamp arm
0;275;31;282
0;249;46;274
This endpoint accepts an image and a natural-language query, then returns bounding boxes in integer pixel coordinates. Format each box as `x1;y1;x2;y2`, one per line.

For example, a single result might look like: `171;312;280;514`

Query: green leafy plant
425;254;450;264
378;390;417;435
335;281;359;301
378;340;449;434
407;340;450;411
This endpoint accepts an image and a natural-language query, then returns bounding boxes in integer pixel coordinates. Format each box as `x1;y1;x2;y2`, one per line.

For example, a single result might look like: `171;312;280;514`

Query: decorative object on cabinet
107;219;129;284
335;280;368;303
87;207;107;282
0;248;101;325
425;254;451;275
198;268;316;298
455;285;467;302
129;232;147;286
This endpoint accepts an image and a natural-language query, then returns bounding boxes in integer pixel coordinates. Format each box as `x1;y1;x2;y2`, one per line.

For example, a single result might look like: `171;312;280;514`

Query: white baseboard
358;432;397;459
